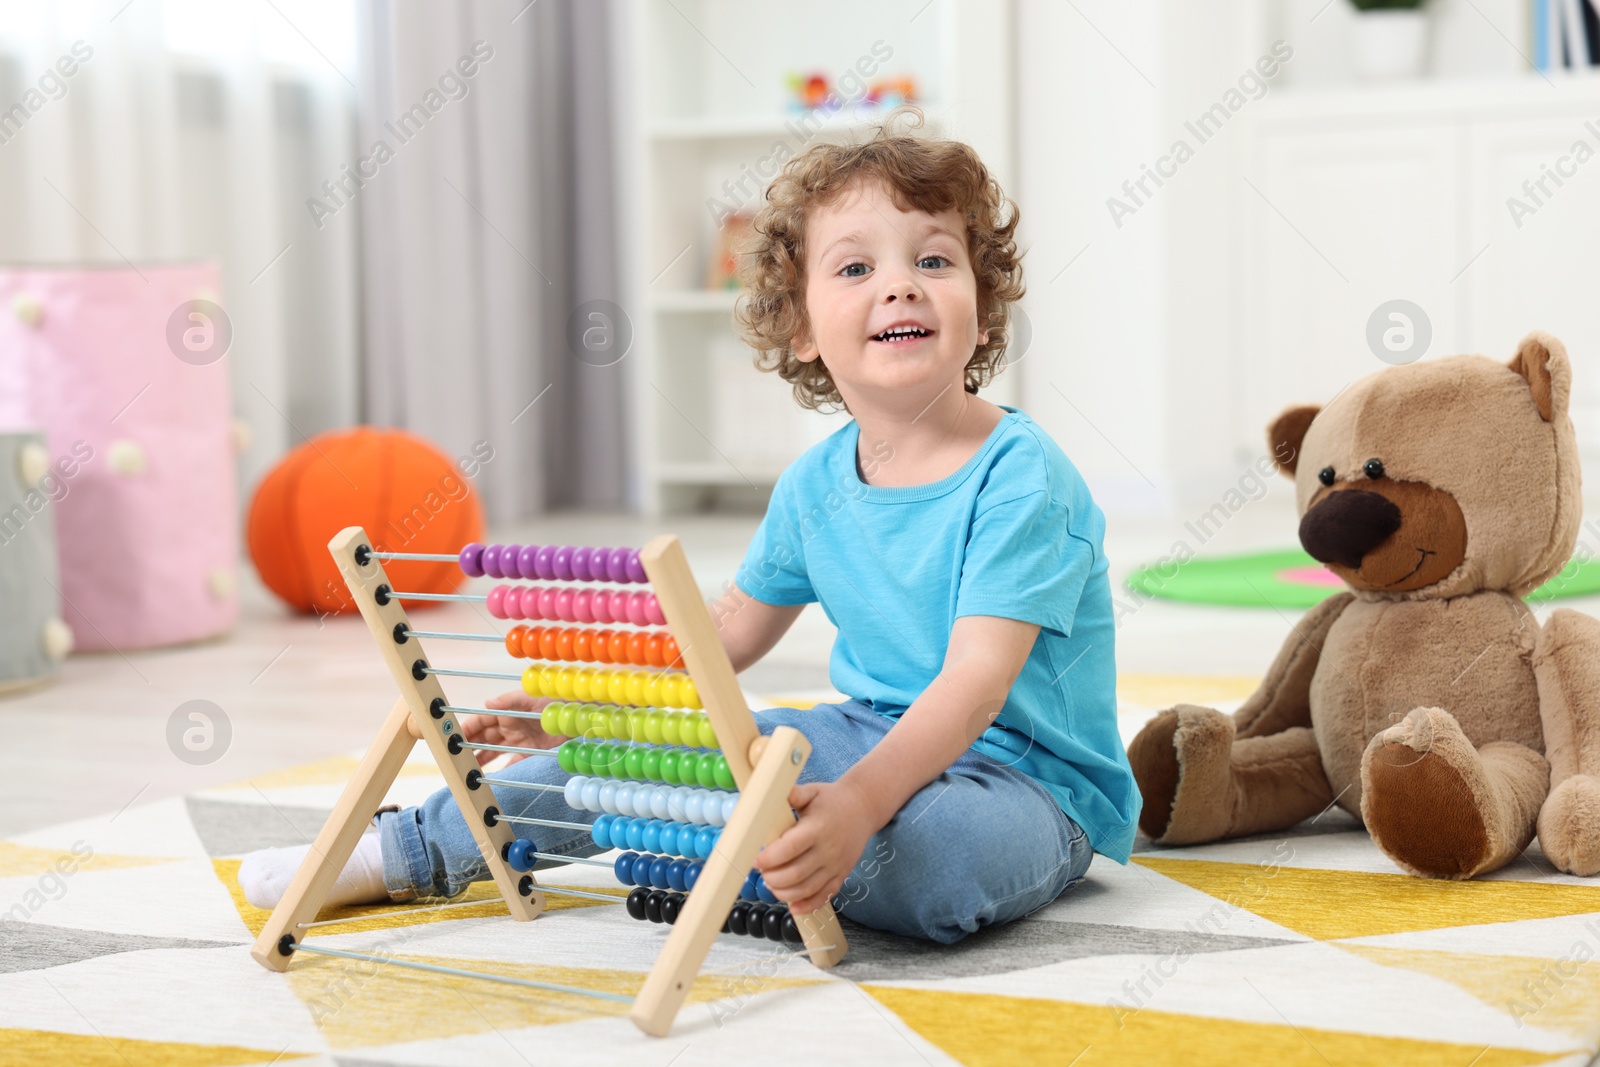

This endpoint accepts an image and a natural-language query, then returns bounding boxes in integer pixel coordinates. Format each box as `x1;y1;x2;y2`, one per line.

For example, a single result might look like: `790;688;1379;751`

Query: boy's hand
459;691;562;766
753;779;879;916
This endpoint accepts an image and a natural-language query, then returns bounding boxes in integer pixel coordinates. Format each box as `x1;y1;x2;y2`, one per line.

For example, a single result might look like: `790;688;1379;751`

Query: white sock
238;831;389;911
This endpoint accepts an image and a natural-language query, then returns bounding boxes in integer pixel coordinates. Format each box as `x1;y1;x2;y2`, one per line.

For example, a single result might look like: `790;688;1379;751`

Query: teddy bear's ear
1509;331;1571;422
1266;404;1321;478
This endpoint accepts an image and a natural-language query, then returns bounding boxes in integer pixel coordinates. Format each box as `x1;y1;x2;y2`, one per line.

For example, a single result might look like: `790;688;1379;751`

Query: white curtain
357;0;629;522
0;1;362;499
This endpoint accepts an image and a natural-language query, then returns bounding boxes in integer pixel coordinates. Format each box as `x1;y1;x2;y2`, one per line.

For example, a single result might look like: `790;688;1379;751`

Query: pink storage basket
0;263;239;651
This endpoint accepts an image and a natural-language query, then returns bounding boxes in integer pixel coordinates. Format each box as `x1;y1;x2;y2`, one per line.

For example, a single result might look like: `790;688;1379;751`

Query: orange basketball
246;427;484;614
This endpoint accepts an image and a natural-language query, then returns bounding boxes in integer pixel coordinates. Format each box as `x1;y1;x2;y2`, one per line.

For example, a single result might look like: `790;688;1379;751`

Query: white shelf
658;460;786;485
648;106;947;142
652;289;741;312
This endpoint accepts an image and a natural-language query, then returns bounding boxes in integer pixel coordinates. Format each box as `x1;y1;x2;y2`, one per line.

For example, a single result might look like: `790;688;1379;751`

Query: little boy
242;115;1140;944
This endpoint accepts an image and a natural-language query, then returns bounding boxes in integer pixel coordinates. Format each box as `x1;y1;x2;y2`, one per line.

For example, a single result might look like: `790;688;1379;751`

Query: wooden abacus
249;527;847;1036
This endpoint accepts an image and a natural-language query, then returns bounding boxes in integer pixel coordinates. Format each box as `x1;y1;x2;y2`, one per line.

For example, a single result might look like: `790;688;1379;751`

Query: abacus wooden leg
250;698;419;971
630;726;848;1036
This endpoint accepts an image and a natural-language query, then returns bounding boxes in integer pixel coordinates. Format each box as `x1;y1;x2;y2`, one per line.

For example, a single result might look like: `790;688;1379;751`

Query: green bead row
556;738;735;789
542;701;720;750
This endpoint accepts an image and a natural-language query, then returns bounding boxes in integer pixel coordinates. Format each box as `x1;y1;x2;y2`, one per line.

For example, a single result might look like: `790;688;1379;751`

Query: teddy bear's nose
1299;489;1403;569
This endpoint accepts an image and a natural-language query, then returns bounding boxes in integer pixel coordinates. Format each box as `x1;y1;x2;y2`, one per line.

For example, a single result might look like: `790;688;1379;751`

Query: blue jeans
377;699;1093;944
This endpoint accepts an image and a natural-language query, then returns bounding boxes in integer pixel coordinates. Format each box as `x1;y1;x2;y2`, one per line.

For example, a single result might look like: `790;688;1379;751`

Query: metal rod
535;886;631;905
372;551;461;562
480;778;563;792
531;852;612;867
498;814;593;831
467;741;558;756
441;704;542;721
423;667;522;681
388;591;487;603
286;942;633;1004
403;630;505;642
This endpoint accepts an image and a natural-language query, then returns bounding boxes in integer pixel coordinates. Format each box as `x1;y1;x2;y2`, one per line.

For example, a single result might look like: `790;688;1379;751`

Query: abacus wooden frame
248;526;848;1037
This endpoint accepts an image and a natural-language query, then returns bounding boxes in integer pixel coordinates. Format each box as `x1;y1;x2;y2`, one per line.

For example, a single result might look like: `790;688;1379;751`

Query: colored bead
683;790;704;824
626;885;649;919
660;711;681;747
764;906;785;941
685;861;702;891
501;545;524;580
728;900;751;934
626;550;647;584
624;747;645;780
746;902;769;936
572;588;595;624
624;671;646;706
593;780;617;815
626;592;648;627
644;633;665;668
659;750;681;786
678;752;701;789
649;856;670;890
641;749;662;781
537;588;558;620
607;547;630;583
657;822;678;856
590;814;612;849
581;778;602;811
606;671;628;704
614;781;636;817
609;707;630;740
482;544;504;579
661;674;682;708
516;545;539;581
550;545;572;581
721;794;738;824
557;740;577;773
644;889;665;924
782;912;801;943
504;625;523;659
646;595;666;626
527;544;551;581
755;875;777;904
681;676;701;710
639;786;662;821
572;629;592;662
563;775;584;809
695;826;716;860
555;588;575;622
573;742;594;776
662;892;683;925
741;871;760;902
690;755;712;789
642;675;662;707
506;838;536;872
571;546;594;582
624;820;646;854
712;756;734;791
642;820;661;854
697;716;717;749
666;859;687;892
614;851;637;885
639;711;661;745
486;585;508;619
459;543;486;577
625;632;645;667
666;786;688;823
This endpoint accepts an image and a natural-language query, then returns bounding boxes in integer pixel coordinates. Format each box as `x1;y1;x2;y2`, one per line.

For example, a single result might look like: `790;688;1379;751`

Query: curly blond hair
734;110;1025;412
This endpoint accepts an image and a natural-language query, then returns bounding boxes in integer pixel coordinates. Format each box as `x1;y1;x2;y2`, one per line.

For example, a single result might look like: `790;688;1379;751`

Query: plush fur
1128;332;1600;878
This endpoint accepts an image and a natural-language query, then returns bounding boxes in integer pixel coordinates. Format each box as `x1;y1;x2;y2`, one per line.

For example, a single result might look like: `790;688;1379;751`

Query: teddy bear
1127;332;1600;879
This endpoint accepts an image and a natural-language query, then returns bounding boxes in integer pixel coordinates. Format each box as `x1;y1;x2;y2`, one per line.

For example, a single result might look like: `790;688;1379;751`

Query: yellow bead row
520;664;702;709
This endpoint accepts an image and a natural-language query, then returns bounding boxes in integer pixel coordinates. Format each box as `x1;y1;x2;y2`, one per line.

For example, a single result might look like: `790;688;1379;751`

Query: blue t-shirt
734;405;1140;863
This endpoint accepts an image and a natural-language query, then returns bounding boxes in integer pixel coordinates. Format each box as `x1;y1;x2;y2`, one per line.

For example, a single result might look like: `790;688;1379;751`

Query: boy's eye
839;263;870;278
917;255;949;270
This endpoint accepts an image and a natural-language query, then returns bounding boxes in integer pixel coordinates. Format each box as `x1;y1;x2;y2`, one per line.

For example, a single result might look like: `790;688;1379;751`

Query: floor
9;498;1600;838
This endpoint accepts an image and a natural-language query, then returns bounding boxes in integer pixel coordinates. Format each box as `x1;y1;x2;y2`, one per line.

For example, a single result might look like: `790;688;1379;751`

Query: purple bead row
458;543;647;584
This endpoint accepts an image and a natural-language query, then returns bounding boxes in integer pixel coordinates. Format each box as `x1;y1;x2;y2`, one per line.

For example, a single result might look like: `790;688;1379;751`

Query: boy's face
795;179;986;410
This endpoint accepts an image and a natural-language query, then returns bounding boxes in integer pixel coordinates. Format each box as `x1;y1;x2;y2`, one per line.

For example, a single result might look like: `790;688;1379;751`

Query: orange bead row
505;624;684;669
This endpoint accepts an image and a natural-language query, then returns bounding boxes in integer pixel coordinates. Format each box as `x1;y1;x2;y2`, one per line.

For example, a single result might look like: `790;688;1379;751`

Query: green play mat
1125;548;1600;609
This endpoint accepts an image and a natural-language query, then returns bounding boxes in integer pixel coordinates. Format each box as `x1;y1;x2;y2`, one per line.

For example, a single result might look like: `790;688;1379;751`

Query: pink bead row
486;583;666;626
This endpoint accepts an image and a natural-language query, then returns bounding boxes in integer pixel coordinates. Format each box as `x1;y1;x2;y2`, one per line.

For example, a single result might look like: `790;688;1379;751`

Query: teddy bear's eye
1318;466;1336;486
1363;458;1385;480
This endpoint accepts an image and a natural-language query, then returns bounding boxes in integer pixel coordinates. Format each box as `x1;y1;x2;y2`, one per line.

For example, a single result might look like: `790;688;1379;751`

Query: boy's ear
793;329;819;363
1266;404;1321;477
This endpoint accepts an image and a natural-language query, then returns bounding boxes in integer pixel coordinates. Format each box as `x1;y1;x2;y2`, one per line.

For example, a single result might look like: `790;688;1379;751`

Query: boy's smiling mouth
870;322;934;344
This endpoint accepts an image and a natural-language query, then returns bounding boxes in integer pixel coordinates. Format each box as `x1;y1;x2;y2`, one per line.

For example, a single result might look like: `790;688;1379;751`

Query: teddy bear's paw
1539;774;1600;877
1128;705;1234;845
1362;707;1496;879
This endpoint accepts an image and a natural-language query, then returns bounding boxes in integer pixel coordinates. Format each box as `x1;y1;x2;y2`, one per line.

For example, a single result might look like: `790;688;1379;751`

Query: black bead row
624;887;803;943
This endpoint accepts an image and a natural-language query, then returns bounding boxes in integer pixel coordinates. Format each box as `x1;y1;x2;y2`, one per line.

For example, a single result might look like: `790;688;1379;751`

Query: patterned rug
3;678;1598;1067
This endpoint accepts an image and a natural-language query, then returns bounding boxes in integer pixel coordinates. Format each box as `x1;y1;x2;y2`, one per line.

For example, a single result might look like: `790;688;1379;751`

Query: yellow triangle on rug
1135;858;1600;940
